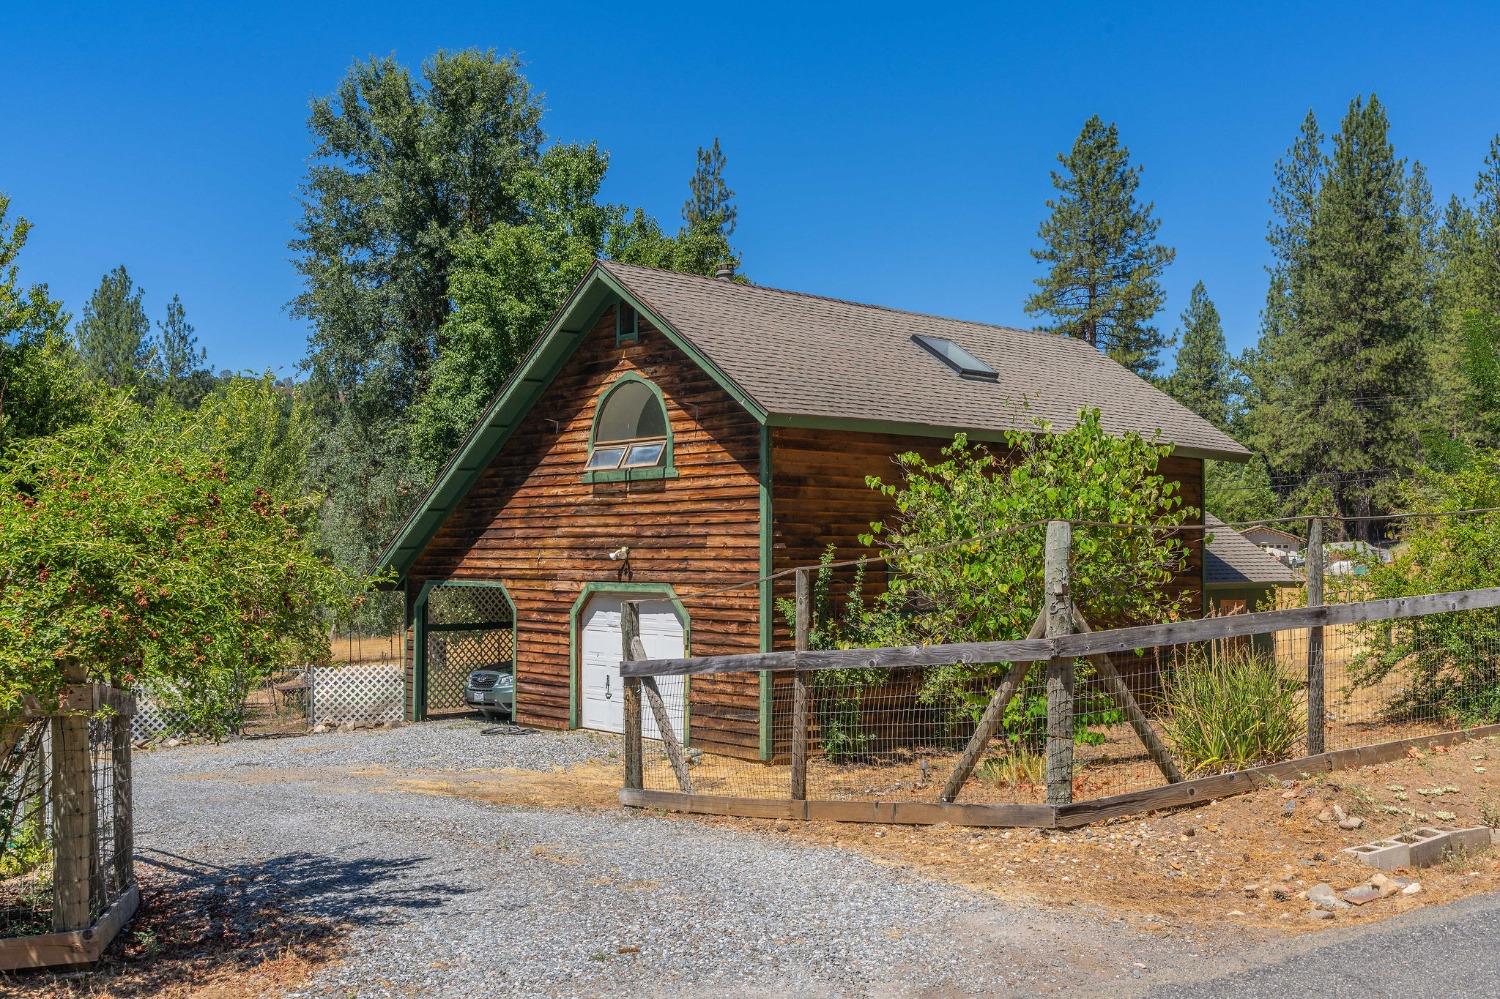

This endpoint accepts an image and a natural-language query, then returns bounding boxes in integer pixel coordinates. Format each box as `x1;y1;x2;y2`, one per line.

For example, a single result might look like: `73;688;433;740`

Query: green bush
1160;647;1305;774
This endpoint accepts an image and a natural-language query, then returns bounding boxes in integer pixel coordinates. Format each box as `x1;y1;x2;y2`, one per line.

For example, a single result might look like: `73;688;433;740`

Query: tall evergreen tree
675;137;739;274
1471;135;1500;313
1025;116;1176;378
1250;96;1425;534
152;294;212;407
1165;281;1232;430
75;265;153;391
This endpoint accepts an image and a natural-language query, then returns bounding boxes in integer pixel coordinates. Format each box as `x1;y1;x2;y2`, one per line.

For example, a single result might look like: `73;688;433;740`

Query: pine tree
1025;116;1176;378
1257;96;1424;532
1165;281;1232;430
677;137;739;273
1471;135;1500;312
75;265;153;391
152;294;212;407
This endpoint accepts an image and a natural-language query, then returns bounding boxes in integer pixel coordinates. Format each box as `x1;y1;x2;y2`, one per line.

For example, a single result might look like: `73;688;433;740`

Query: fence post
51;673;93;932
1306;517;1326;755
1044;520;1075;807
111;708;134;893
791;567;811;801
621;600;644;791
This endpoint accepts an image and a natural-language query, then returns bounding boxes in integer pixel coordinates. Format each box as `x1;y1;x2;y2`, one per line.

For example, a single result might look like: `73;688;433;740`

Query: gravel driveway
132;721;1231;997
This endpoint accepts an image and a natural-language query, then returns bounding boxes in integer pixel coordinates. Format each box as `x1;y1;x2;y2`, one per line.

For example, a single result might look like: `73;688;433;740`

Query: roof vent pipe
714;261;735;281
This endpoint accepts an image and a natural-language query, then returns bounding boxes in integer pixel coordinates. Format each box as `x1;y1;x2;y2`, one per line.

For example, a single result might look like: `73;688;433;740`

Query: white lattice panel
130;696;193;743
311;662;406;725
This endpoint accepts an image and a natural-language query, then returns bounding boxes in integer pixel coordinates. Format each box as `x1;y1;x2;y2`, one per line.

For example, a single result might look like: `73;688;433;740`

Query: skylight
911;335;998;381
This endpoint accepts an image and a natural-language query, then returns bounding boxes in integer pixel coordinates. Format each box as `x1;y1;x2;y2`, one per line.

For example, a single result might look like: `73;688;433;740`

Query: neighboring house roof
602;261;1249;460
1240;525;1303;547
380;261;1250;579
1205;515;1302;589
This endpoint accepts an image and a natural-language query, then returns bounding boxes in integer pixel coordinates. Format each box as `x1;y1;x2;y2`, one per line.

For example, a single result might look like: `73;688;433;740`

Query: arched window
585;374;674;479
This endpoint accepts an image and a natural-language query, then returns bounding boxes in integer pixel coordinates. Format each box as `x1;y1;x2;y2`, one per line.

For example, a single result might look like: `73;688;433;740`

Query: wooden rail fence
618;519;1500;828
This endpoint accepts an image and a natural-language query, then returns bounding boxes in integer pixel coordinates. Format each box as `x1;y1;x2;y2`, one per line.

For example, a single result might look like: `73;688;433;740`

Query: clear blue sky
6;1;1499;376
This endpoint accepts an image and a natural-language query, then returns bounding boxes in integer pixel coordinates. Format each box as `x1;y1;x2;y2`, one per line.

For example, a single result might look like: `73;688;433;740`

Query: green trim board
580;371;679;485
763;412;1248;464
378;262;769;583
567;582;692;743
410;579;518;723
757;423;774;761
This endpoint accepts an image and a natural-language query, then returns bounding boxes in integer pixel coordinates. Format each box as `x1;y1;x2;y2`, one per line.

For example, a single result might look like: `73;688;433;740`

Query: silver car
465;664;515;719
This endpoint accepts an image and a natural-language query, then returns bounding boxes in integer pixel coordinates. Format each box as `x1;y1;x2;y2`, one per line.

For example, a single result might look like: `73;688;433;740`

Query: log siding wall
407;306;766;758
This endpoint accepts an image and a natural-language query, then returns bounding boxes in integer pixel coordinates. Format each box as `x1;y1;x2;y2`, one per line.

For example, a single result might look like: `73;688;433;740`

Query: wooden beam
632;637;693;794
1044;521;1074;807
621;603;643;792
1048;587;1500;661
791;567;811;801
1306;518;1326;755
619;788;1058;828
0;884;139;971
1054;722;1500;828
622;586;1500;681
1071;609;1184;785
621;635;1054;678
938;612;1046;803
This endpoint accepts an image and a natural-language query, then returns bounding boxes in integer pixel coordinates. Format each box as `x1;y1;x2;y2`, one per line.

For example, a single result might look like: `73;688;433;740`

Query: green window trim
583;371;677;484
615;302;640;346
567;581;692;744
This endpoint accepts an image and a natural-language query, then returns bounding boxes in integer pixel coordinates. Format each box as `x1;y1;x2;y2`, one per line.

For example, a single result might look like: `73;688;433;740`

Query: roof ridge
598;258;1082;351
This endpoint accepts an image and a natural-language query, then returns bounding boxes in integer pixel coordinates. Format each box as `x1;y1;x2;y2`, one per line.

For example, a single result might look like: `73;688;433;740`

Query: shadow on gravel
2;848;472;998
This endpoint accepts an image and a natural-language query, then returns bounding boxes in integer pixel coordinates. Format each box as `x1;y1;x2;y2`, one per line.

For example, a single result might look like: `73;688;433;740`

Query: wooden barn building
380;260;1247;761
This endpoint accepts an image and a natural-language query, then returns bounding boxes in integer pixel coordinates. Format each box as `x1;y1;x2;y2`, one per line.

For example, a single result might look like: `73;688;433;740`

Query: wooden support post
111;712;134;892
621;601;643;792
1070;609;1184;784
1044;521;1075;807
1306;518;1326;755
631;637;694;794
791;567;811;801
51;672;93;932
939;611;1047;803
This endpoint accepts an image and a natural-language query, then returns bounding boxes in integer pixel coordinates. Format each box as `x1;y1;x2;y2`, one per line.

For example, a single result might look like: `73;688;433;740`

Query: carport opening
420;583;515;720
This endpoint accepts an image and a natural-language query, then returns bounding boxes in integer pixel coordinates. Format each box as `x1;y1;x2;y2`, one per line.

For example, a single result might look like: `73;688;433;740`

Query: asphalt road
1147;889;1500;998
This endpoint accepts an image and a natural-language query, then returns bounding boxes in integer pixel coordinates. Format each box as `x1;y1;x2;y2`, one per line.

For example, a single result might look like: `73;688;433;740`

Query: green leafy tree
1204;456;1279;524
1165;281;1232;430
151;294;212;407
0;396;369;737
0;193;89;450
1353;451;1500;722
1025;116;1176;378
1471;135;1500;313
75;265;153;391
292;49;554;587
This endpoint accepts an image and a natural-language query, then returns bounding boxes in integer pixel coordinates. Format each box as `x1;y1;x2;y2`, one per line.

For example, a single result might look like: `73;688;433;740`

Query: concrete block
1398;827;1452;867
1445;826;1492;859
1342;839;1410;871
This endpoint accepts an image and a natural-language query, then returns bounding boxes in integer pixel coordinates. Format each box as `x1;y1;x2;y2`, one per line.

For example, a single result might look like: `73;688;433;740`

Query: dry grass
0;866;344;999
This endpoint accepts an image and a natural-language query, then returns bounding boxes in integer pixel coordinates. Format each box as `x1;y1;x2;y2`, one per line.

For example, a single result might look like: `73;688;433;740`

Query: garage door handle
604;675;612;700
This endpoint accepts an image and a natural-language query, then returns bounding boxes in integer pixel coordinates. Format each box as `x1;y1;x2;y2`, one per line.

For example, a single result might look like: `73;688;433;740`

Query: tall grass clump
1161;646;1305;774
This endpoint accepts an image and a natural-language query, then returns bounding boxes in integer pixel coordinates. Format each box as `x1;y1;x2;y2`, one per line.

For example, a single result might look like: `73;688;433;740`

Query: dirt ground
691;734;1500;932
409;737;1500;934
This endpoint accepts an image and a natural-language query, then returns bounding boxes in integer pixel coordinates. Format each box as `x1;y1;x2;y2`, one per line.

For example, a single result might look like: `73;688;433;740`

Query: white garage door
580;594;686;739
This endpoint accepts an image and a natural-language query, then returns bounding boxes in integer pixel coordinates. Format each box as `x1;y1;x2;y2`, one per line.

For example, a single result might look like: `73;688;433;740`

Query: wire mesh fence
2;692;135;946
631;511;1500;824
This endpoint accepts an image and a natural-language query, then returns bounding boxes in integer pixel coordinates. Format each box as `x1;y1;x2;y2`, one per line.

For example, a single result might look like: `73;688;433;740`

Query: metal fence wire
632;511;1500;820
424;584;516;715
2;708;134;940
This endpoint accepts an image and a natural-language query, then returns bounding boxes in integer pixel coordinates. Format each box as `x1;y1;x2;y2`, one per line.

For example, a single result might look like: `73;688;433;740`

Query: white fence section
130;696;193;743
310;662;406;726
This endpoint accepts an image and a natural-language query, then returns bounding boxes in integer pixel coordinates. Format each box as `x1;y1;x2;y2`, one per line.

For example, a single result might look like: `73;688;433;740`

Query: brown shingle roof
603;260;1249;459
1205;515;1301;588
